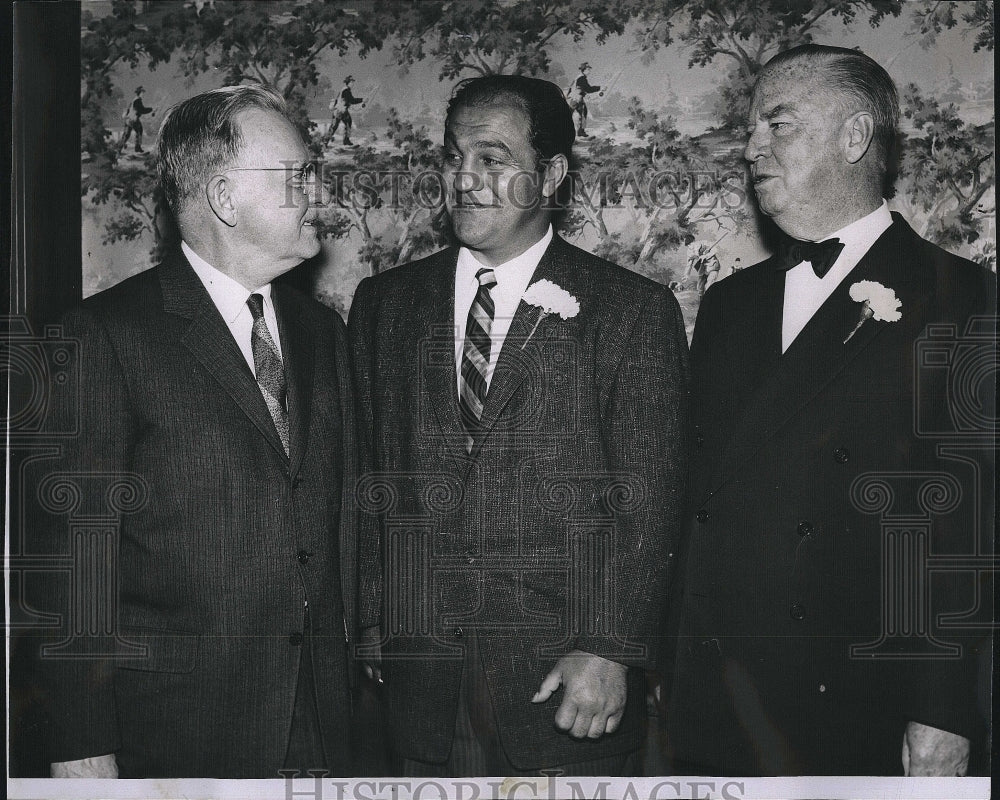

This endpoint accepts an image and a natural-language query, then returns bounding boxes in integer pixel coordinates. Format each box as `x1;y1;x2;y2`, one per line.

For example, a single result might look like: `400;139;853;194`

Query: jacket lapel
417;249;472;470
710;218;923;497
274;282;314;479
471;236;580;460
159;253;289;464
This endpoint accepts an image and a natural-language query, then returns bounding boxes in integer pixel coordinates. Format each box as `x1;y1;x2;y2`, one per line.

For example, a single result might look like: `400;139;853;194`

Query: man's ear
206;173;238;227
541;153;569;200
843;111;875;165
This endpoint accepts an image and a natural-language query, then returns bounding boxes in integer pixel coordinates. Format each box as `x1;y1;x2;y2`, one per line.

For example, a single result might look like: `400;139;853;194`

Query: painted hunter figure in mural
324;74;364;147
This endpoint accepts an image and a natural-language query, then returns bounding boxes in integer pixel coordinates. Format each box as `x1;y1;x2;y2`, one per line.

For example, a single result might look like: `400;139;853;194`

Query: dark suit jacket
348;234;689;768
666;215;995;775
30;253;364;777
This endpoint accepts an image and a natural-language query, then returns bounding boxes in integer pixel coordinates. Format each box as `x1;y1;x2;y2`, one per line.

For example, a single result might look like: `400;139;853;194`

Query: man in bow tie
32;85;364;777
349;74;689;776
665;44;994;776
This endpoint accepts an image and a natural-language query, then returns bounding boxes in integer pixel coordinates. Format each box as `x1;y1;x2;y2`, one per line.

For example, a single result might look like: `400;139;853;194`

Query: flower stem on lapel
844;302;874;343
522;307;547;349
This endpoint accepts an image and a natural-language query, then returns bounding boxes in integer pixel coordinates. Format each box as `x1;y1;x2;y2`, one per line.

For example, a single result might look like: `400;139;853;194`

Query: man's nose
744;125;769;163
453;169;483;195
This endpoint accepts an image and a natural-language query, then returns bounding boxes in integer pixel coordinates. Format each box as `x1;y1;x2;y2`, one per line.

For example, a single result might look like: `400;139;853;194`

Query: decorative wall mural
81;0;995;338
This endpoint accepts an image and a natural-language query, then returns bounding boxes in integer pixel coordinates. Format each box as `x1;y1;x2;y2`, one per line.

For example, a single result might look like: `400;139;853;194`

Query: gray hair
156;84;288;214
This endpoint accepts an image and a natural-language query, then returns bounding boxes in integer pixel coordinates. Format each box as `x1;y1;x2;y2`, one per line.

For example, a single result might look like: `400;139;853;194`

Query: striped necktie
458;267;497;452
247;293;289;455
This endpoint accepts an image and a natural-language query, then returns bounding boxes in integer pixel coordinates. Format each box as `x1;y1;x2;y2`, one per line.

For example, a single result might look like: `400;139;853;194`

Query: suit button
288;632;304;646
833;448;849;464
297;550;310;564
797;520;814;537
790;603;806;621
696;509;709;523
454;627;464;639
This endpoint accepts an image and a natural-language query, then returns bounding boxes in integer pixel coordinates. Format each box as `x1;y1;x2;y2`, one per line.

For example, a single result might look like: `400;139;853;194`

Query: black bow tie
775;236;845;278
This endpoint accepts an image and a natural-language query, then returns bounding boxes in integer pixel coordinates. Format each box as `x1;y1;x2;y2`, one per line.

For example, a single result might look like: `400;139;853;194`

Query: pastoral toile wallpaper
81;0;995;338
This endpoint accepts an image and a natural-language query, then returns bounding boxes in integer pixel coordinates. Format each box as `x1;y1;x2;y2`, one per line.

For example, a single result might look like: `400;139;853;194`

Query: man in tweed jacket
349;75;688;776
32;86;363;778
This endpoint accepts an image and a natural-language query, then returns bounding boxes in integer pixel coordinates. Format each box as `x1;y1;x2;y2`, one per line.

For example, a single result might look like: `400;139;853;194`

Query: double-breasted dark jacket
666;215;995;775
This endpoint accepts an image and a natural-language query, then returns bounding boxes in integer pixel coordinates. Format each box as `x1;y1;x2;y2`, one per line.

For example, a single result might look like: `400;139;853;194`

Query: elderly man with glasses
33;84;367;779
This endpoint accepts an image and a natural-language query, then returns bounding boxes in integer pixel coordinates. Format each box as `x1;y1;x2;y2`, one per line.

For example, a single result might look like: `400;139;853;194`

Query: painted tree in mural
83;0;393;257
321;109;450;278
157;0;390;141
894;1;995;268
629;0;995;273
896;84;995;266
83;0;995;302
81;0;182;265
390;0;637;80
563;99;749;284
633;0;905;130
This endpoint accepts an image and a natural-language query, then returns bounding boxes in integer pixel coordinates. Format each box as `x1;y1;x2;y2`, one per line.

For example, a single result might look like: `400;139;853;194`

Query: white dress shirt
453;225;553;393
182;241;283;371
781;202;893;353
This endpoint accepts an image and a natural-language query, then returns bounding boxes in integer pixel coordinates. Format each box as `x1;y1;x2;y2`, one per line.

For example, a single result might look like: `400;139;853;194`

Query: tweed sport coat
666;215;996;775
29;252;365;777
349;234;690;768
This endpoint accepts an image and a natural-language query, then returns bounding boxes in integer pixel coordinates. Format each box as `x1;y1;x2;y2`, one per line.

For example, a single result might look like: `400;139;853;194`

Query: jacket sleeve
573;284;690;669
29;306;136;763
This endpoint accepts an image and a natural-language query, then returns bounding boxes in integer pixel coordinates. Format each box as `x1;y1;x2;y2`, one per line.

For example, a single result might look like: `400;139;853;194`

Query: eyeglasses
220;162;318;191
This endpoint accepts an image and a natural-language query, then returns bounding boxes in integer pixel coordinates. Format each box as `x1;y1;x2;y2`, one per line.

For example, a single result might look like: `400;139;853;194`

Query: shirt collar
822;201;893;256
456;225;553;290
182;241;273;324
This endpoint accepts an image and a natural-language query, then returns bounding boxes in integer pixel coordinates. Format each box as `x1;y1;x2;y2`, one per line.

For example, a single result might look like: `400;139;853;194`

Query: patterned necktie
247;293;289;455
458;267;497;452
775;236;845;278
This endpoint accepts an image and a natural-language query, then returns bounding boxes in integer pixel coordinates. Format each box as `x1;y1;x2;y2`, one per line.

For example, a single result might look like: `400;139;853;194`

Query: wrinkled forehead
445;102;532;144
235;108;310;166
749;62;831;120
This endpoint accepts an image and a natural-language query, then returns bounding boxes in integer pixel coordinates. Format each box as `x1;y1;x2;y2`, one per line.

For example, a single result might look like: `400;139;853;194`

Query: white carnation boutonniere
843;280;902;343
521;279;580;348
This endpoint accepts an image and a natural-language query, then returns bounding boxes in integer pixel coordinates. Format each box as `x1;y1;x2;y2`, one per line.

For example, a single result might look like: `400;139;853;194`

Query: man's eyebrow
472;138;515;157
762;103;796;119
442;137;515;159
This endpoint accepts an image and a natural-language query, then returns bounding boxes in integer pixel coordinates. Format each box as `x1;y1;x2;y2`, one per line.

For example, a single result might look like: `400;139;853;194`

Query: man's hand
531;650;627;739
902;721;970;776
51;754;118;778
359;624;383;685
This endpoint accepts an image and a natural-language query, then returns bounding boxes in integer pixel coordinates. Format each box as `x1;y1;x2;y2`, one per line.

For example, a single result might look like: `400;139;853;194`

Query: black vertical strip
12;1;82;326
10;0;82;778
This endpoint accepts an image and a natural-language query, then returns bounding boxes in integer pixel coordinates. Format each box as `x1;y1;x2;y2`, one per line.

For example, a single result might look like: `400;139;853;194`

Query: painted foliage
82;0;995;334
